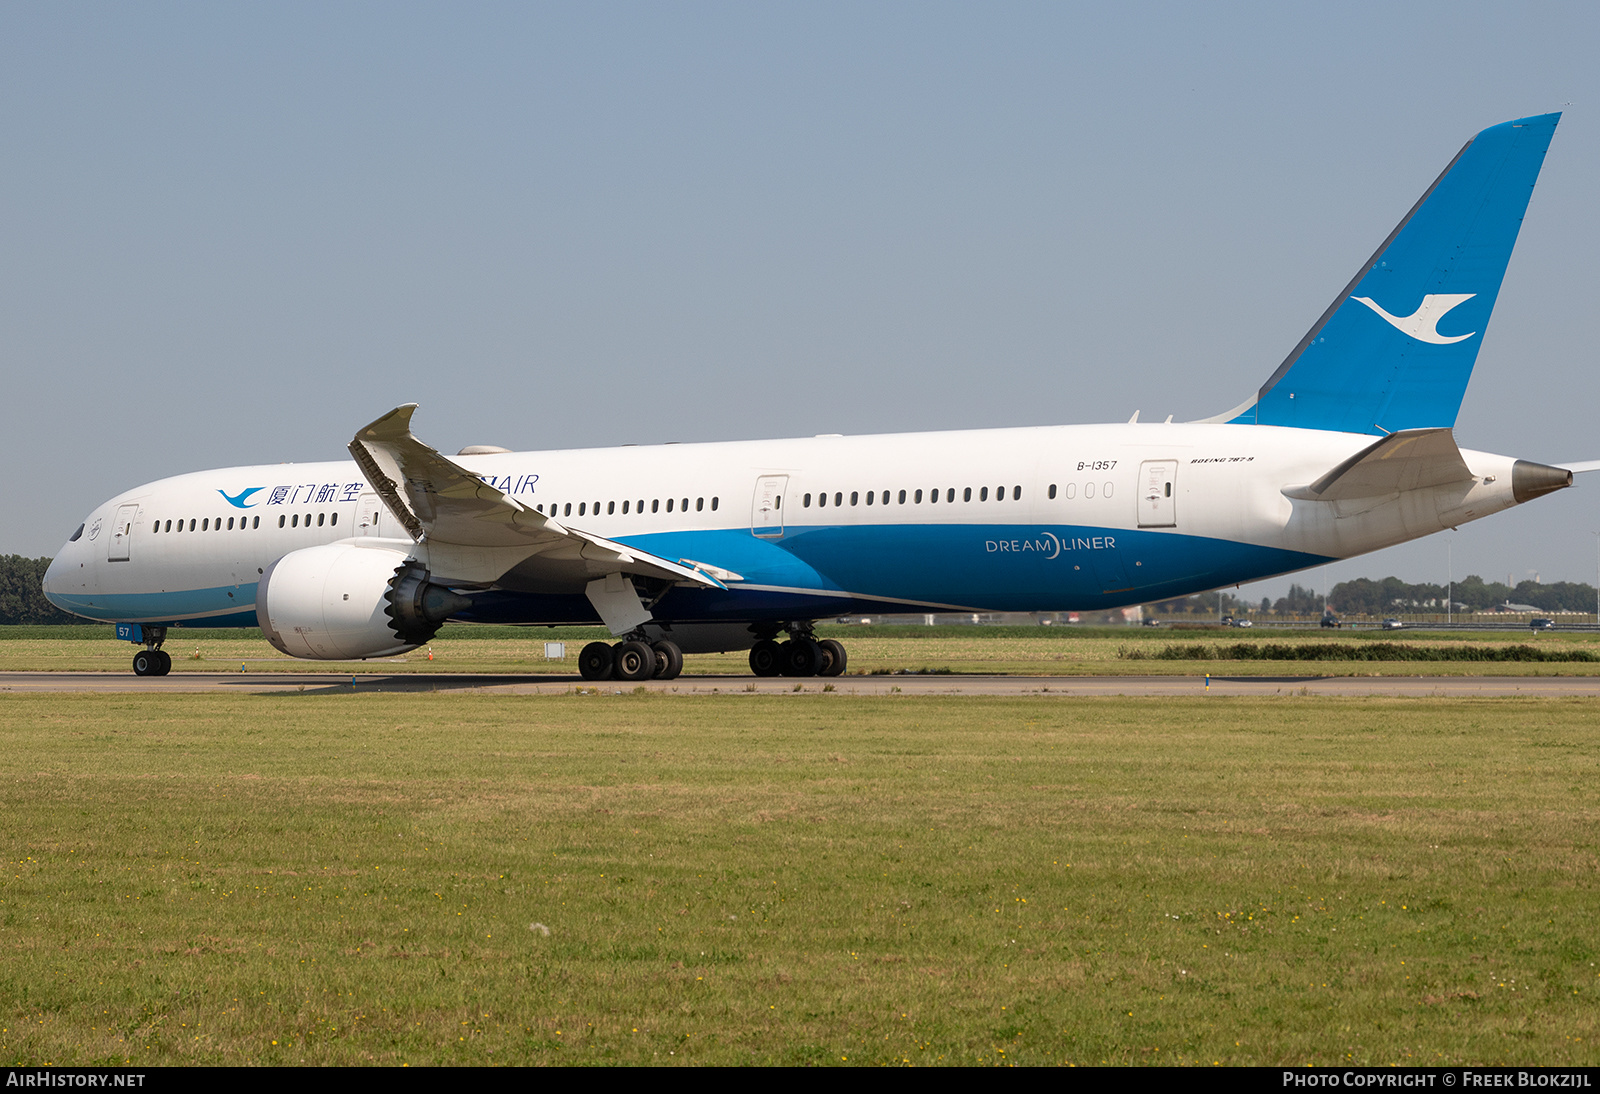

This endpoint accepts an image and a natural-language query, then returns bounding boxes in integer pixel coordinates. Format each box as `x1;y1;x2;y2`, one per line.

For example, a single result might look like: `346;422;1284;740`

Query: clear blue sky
4;2;1598;601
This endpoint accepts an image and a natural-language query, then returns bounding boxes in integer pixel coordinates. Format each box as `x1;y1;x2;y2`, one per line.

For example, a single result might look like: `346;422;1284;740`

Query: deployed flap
1284;428;1475;501
349;405;725;590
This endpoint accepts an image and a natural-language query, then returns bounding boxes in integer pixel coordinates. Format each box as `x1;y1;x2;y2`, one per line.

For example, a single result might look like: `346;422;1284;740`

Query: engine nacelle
256;544;470;660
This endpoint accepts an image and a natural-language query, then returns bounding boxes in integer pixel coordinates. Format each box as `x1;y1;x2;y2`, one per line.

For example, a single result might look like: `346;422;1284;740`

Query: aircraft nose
43;556;63;607
42;553;65;607
43;531;85;609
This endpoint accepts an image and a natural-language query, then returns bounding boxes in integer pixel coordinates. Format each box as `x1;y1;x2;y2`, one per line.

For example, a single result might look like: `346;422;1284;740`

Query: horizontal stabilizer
349;405;726;589
1283;428;1475;501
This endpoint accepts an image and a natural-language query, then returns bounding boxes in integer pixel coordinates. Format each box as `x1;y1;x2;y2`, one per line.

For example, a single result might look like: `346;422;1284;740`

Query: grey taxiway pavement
4;672;1600;697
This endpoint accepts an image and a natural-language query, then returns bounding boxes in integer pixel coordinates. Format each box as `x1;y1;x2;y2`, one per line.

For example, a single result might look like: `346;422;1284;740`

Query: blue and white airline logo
218;487;265;509
1350;293;1477;345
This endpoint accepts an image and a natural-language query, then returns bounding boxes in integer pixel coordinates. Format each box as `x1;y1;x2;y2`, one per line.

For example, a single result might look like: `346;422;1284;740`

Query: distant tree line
1323;575;1597;615
1150;576;1600;617
0;556;84;624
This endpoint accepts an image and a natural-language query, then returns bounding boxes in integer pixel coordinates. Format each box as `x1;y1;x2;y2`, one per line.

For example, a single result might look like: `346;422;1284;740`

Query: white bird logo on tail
1350;293;1477;344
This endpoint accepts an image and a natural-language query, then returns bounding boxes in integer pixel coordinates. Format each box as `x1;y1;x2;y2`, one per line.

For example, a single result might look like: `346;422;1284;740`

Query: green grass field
2;691;1597;1065
8;624;1600;677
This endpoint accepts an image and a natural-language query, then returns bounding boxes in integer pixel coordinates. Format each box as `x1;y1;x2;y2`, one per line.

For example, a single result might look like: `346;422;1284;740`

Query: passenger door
1138;460;1178;528
107;504;140;562
750;475;788;538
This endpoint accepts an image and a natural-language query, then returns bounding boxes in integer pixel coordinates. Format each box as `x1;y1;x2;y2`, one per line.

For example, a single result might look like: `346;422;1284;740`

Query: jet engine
255;544;471;660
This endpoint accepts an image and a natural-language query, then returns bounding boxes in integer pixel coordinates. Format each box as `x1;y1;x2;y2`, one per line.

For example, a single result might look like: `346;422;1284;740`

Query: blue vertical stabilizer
1227;113;1559;434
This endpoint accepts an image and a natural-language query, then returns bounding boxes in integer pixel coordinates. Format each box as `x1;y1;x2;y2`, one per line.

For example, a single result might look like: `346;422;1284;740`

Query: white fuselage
44;421;1526;630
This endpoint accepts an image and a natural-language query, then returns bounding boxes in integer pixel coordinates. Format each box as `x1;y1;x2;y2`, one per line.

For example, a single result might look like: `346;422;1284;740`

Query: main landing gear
131;626;172;676
578;637;684;682
749;631;847;679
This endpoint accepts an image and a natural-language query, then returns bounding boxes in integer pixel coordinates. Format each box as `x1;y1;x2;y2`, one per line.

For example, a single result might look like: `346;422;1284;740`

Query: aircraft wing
348;405;726;590
1556;460;1600;475
1283;428;1476;501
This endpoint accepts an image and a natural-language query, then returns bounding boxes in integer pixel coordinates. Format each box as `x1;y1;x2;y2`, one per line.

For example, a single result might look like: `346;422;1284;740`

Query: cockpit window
69;523;84;542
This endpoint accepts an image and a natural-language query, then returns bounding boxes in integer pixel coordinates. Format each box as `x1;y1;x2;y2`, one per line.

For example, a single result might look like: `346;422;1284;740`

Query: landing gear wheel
578;641;615;681
613;640;657;682
651;640;683;680
132;650;157;677
154;650;173;676
749;639;782;677
780;638;823;677
817;639;847;677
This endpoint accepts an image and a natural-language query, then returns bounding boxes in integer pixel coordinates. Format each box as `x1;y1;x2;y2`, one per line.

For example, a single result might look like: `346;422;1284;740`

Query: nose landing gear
129;626;172;676
132;649;172;676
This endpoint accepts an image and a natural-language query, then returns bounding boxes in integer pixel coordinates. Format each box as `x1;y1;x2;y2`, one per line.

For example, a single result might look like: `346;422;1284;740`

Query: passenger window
964;487;972;502
914;489;923;503
291;514;298;528
1066;483;1076;499
980;487;988;501
804;493;812;508
1102;482;1113;498
711;497;719;511
622;500;629;514
202;518;209;531
652;500;659;513
279;516;286;528
253;516;260;529
667;498;674;513
165;520;172;532
898;489;906;504
833;492;842;507
608;501;615;515
681;498;688;511
946;488;955;503
638;499;645;512
850;491;858;506
696;497;704;511
1049;484;1057;499
330;513;336;526
865;491;874;505
317;513;325;527
929;488;938;504
565;503;573;516
1085;482;1095;498
227;517;234;530
1013;486;1021;500
819;492;827;508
